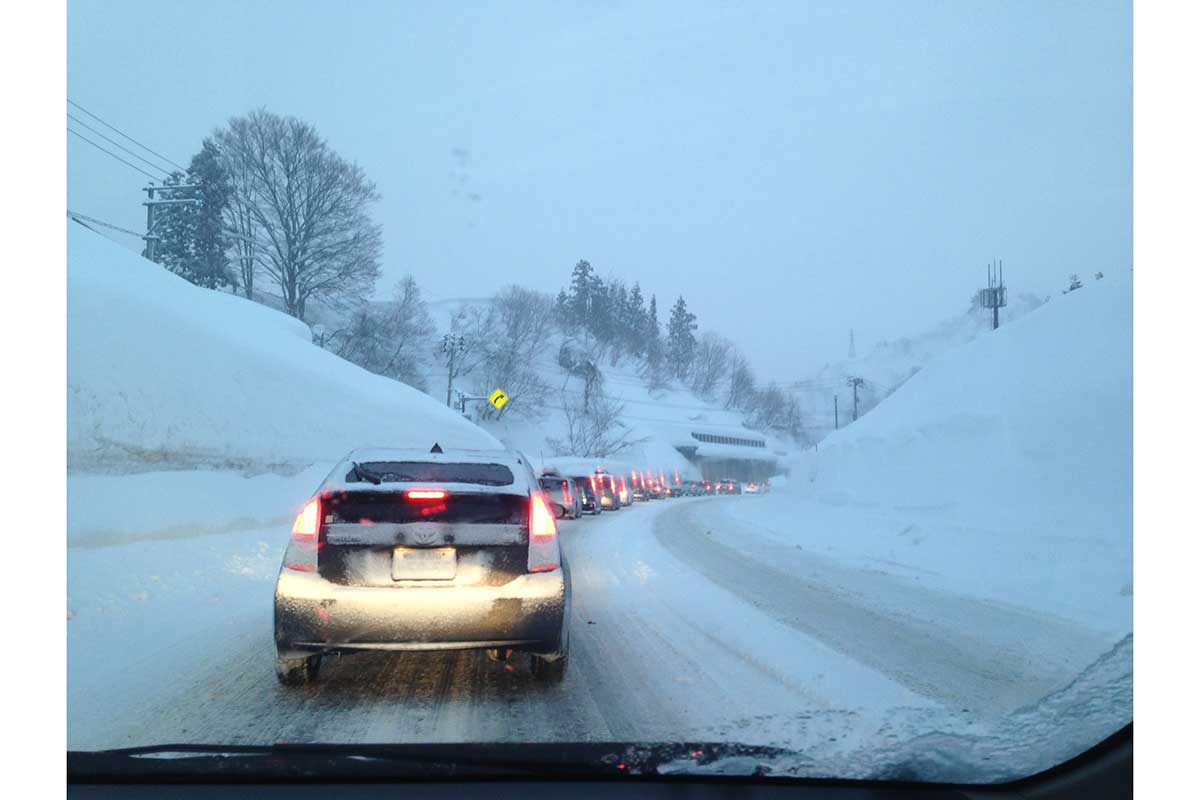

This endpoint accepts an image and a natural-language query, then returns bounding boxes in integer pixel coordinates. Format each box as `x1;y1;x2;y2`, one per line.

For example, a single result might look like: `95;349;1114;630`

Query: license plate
392;547;456;580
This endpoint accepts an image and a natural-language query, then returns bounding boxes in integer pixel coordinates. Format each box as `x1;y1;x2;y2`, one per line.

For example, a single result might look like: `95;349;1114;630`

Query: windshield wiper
350;462;382;485
67;741;800;781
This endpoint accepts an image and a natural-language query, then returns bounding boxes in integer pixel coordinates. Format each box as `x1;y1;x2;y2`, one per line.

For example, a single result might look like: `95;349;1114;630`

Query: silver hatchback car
274;447;571;685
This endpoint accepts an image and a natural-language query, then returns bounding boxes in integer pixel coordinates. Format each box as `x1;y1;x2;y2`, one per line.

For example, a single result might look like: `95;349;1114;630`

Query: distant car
743;481;761;495
644;477;663;500
630;473;646;501
683;480;703;496
539;475;582;518
274;447;571;685
717;479;742;495
700;479;716;495
594;472;620;511
570;474;601;515
616;475;633;506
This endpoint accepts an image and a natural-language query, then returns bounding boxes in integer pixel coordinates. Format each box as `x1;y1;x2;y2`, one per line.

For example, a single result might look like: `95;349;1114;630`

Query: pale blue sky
67;0;1131;380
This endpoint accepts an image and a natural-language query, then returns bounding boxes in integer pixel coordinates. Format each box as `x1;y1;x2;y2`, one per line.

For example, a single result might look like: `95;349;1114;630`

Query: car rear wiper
350;461;382;485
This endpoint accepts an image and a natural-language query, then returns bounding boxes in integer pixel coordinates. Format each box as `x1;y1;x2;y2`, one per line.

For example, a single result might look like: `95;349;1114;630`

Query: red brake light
528;493;560;573
530;494;557;539
286;497;322;572
291;497;320;539
406;489;447;501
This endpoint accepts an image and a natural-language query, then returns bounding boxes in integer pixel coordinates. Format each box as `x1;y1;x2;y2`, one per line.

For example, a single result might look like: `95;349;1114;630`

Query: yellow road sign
488;388;510;410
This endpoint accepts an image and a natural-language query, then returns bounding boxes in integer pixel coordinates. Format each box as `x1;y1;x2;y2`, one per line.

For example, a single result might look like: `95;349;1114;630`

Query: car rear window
345;461;515;486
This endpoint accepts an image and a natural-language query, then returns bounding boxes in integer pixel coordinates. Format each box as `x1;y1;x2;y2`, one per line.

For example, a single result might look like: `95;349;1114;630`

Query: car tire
276;652;321;686
530;649;567;683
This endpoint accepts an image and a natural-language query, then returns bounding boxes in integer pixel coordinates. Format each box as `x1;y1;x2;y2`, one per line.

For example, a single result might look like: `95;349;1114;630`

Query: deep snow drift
67;222;498;474
729;273;1132;633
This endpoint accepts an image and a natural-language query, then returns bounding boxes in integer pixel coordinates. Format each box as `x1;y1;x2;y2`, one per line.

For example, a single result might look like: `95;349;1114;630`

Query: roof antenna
430;442;443;454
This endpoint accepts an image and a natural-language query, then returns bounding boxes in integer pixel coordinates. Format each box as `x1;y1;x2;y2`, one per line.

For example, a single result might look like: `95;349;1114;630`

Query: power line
66;210;144;239
67;128;162;181
67;99;188;172
67;114;173;178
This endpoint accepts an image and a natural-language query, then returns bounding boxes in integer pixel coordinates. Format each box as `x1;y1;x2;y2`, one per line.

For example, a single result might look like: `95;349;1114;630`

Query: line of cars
536;466;698;518
536;469;773;518
672;477;772;497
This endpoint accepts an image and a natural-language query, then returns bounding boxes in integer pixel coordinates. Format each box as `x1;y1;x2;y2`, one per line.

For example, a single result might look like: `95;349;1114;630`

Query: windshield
66;0;1132;785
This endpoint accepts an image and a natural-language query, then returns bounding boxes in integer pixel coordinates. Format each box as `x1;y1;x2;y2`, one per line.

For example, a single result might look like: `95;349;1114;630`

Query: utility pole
977;259;1008;331
846;377;864;421
142;182;200;262
441;333;467;407
834;395;839;430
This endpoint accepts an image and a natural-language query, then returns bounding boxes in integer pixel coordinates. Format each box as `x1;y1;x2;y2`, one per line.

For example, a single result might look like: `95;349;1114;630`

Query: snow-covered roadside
708;494;1130;637
712;273;1132;638
67;466;326;743
68;464;332;547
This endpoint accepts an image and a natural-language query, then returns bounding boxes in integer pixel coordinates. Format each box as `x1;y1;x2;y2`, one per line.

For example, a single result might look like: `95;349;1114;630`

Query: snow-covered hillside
735;273;1132;633
789;292;1048;443
67;222;498;473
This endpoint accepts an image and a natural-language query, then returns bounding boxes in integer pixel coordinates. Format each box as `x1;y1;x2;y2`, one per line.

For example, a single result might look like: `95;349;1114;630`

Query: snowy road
68;495;1118;762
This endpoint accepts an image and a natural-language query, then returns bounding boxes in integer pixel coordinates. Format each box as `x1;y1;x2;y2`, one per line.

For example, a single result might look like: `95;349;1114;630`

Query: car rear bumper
274;567;567;657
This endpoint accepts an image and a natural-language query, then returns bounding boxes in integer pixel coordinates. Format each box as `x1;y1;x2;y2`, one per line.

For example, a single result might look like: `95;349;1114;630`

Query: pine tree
641;294;668;389
567;259;598;327
186;139;234;289
625;282;647;357
152;139;233;289
666;295;698;379
554;288;571;329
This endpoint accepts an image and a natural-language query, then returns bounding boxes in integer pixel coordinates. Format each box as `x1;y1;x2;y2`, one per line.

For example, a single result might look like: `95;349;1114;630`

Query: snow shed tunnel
671;428;780;483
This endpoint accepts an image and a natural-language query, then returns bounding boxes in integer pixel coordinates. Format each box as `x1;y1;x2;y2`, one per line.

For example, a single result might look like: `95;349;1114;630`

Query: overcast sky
67;0;1131;381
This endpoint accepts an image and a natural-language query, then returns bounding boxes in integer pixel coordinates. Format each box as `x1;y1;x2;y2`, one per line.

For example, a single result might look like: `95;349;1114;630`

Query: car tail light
562;479;573;503
284;497;322;572
406;489;446;500
528;493;560;573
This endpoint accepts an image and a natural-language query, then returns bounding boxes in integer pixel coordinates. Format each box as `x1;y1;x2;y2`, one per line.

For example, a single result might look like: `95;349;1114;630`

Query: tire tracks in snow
653;499;1111;717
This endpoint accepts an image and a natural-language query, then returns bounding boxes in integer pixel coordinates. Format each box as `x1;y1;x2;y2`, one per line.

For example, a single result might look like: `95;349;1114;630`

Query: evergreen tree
186;139;234;289
554;288;571;329
567;259;599;327
666;295;698;379
641;294;668;389
623;282;647;357
645;295;660;344
152;139;233;289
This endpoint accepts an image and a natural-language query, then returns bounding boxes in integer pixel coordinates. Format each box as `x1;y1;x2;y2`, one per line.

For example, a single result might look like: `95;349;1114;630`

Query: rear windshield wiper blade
350;462;383;485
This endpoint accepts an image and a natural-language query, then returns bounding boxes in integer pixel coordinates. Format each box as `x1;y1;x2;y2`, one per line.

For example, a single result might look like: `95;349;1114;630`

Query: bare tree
215;110;382;318
546;388;646;459
327;275;436;390
689;331;734;400
463;286;556;418
215;133;262;299
725;351;756;410
746;384;789;432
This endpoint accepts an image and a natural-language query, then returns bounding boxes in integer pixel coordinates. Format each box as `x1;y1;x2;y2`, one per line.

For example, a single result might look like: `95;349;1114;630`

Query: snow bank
67;223;499;472
802;274;1131;534
730;276;1132;633
67;464;332;547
